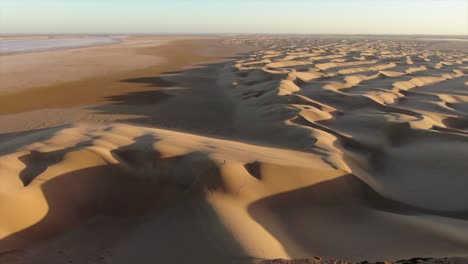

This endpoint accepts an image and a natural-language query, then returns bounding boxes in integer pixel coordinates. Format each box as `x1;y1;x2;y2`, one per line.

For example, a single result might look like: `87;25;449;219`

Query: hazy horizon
1;0;467;35
1;34;468;38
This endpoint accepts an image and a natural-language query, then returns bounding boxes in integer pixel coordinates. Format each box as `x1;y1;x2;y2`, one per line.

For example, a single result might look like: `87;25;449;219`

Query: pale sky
1;0;467;35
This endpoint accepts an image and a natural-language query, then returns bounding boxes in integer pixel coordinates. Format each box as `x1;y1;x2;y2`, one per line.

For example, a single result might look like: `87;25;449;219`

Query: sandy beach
0;35;467;264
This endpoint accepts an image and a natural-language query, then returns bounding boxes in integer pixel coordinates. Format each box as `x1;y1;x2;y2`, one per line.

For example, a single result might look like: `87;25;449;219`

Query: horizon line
1;33;467;37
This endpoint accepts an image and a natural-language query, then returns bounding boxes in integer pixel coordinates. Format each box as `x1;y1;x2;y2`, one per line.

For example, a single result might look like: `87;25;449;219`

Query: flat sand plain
0;36;467;264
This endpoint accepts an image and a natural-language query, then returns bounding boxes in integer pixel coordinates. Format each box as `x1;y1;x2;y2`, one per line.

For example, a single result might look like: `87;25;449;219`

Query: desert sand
0;35;467;264
0;36;201;93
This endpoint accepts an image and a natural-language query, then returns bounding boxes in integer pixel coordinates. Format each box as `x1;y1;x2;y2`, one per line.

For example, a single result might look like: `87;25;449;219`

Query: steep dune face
0;37;467;263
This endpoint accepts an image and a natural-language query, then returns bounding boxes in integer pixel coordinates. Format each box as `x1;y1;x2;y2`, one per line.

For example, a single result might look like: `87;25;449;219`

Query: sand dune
0;36;467;263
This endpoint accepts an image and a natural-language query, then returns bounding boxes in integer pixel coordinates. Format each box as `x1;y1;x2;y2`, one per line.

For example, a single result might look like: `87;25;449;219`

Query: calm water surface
0;37;121;54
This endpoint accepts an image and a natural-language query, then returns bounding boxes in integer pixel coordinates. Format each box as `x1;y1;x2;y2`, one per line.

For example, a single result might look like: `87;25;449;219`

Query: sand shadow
247;174;468;260
89;54;248;139
0;125;71;156
121;76;177;88
18;141;93;186
0;135;252;263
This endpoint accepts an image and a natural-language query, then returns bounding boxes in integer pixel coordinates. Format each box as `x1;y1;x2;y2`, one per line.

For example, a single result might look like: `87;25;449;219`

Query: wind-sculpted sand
0;37;467;263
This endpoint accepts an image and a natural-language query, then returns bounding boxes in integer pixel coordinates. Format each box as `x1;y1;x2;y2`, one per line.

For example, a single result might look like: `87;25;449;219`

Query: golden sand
0;36;467;263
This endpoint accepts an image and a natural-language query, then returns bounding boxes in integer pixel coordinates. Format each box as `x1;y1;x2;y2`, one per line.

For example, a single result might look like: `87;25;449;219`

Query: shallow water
0;36;120;54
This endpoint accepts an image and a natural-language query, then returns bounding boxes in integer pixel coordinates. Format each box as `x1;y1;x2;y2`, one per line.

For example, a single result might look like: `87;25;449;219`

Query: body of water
0;36;121;54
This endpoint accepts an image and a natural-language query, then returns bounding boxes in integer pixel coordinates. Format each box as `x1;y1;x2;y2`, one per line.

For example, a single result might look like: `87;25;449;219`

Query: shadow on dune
103;76;177;106
0;134;250;263
0;125;72;156
121;76;177;88
109;190;251;264
0;164;156;250
89;55;247;139
102;89;175;106
18;141;93;186
247;174;468;260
